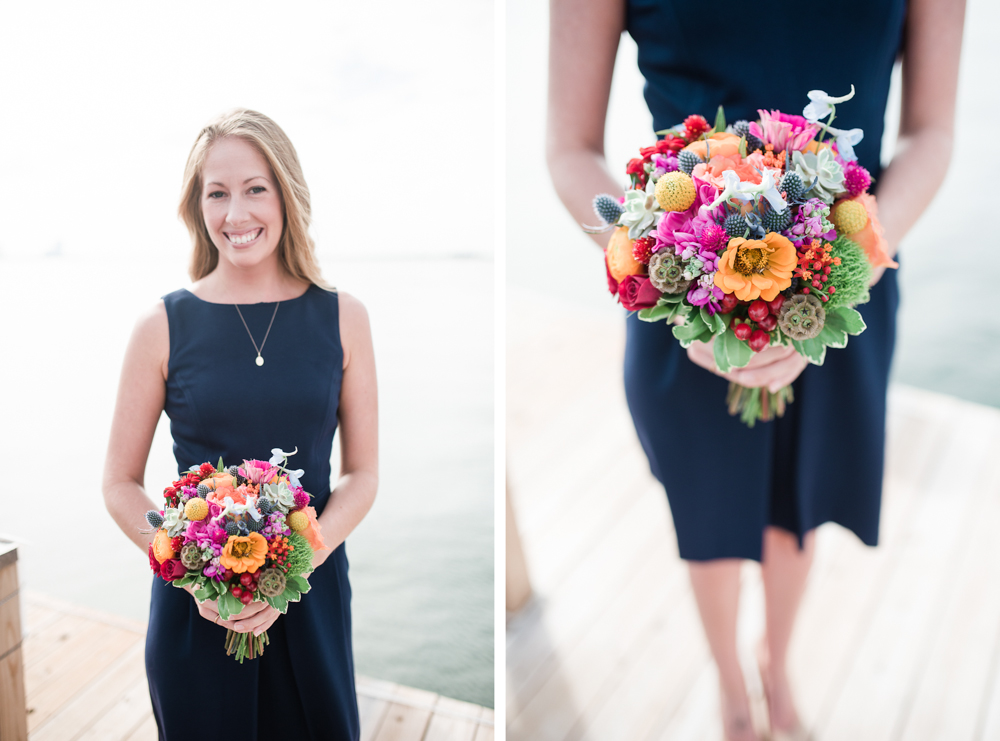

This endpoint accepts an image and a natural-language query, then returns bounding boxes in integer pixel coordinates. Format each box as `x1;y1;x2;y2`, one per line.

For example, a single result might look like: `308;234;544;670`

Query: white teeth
228;229;260;245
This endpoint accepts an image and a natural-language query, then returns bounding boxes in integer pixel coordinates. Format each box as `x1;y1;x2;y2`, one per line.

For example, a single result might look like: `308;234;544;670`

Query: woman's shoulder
334;290;372;368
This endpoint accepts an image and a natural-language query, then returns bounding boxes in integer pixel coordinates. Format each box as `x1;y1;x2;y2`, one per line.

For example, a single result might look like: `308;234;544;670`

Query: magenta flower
749;110;820;153
698;223;728;253
687;284;724;313
239;459;278;485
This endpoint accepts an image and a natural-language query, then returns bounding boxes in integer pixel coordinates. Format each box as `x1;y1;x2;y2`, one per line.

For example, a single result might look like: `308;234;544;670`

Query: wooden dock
506;291;1000;741
17;591;493;741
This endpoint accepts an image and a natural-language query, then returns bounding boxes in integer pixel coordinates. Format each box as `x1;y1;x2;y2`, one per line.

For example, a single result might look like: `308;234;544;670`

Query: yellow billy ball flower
831;199;868;235
654;171;696;212
184;498;209;521
287;510;309;532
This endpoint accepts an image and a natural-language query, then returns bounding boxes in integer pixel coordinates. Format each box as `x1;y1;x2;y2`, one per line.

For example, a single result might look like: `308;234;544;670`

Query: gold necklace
234;302;280;366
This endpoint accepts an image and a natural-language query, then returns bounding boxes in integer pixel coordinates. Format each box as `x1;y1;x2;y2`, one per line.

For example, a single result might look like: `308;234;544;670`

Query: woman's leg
689;559;759;741
759;526;816;731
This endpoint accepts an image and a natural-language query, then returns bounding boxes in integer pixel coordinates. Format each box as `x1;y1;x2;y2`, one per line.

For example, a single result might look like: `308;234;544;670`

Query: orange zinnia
219;532;268;574
714;233;797;302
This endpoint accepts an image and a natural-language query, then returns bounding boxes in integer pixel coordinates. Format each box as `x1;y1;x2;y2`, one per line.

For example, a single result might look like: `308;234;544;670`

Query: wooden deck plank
120;713;157;741
895;467;1000;740
371;702;433;741
816;414;999;739
27;625;142;733
506;293;1000;740
16;594;491;741
30;640;148;741
506;479;672;703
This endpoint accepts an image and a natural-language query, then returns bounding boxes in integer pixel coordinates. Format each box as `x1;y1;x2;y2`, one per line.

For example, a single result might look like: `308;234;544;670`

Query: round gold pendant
255;355;264;367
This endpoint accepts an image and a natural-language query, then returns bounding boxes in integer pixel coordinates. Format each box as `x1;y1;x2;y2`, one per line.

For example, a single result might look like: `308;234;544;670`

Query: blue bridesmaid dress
622;0;907;561
145;285;359;740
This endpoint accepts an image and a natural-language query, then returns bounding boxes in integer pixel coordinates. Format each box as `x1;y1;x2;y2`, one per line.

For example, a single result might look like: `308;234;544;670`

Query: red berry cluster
268;536;292;570
721;294;785;352
170;535;184;553
199;462;217;477
794;240;842;302
230;570;259;606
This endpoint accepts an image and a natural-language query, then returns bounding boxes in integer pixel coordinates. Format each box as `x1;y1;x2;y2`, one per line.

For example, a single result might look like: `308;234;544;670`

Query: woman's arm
869;0;966;283
101;302;169;553
312;291;378;567
547;0;627;249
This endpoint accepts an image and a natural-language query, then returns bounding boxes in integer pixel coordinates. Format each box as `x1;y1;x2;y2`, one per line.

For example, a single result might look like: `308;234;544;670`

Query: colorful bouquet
593;87;897;426
144;448;327;662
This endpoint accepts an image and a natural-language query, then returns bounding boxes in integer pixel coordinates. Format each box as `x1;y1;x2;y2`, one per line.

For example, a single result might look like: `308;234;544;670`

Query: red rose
605;256;620;298
626;157;646;175
639;145;658;158
618;275;661;311
148;544;161;577
159;559;187;581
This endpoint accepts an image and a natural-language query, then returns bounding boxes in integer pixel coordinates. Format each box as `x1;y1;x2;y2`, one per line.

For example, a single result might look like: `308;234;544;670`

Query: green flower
619;180;659;239
791;148;846;204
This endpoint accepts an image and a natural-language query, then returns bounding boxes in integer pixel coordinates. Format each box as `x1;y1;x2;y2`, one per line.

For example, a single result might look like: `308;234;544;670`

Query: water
0;0;493;708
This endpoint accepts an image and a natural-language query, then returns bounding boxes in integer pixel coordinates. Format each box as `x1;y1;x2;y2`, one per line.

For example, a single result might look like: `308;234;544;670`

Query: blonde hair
178;108;327;286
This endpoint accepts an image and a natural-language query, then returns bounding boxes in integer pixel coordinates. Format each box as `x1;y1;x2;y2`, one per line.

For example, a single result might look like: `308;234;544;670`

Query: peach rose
692;154;761;189
714;233;797;302
300;506;329;554
682;132;741;161
152;529;175;564
605;226;644;282
847;193;897;269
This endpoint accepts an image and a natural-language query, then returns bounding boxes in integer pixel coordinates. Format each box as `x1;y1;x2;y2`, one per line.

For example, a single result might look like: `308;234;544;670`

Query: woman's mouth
225;228;262;246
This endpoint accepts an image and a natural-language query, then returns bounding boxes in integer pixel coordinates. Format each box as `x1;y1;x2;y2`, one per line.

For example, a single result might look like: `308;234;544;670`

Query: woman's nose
226;195;250;226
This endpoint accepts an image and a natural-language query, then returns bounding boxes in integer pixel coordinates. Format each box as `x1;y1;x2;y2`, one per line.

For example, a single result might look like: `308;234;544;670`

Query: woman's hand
687;338;809;393
184;584;280;636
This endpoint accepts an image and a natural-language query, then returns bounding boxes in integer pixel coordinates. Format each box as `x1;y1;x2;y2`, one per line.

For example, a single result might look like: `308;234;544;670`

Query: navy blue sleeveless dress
145;285;359;740
623;0;907;561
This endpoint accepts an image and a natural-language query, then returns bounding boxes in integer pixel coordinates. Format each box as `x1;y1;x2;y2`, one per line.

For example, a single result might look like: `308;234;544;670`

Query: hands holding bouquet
144;448;329;662
592;87;897;426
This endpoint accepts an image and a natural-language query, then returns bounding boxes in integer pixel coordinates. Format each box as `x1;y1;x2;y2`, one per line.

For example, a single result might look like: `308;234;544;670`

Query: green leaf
287;575;311;594
826;306;867;335
217;590;243;621
280;586;303;603
657;292;686;304
672;320;713;348
817;324;848;349
266;594;289;613
193;587;211;602
714;327;754;373
713;105;726;134
637;304;676;323
700;306;727;336
217;456;225;472
792;338;827;365
738;135;747;158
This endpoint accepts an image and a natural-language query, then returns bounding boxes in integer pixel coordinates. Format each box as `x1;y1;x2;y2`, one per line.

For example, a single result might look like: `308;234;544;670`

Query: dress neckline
181;284;314;306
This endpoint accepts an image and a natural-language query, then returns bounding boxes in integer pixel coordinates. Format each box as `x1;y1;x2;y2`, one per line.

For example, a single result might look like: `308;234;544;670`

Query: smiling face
200;136;284;271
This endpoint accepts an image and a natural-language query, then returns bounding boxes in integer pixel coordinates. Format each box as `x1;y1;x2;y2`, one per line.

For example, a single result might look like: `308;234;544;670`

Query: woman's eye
207;191;226;199
249;186;266;195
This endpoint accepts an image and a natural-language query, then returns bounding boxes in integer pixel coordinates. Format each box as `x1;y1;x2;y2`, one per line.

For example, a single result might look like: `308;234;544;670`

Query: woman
546;0;963;738
102;109;377;739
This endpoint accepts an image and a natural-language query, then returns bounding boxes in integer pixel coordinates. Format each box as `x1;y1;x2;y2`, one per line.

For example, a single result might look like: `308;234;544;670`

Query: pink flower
749;110;819;152
239;459;278;485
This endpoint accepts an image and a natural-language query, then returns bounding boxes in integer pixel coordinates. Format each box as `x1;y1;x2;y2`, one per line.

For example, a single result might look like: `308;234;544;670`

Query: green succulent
791;148;846;205
619;180;659;239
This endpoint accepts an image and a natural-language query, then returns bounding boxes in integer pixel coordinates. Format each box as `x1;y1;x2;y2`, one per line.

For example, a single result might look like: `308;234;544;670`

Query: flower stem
816;108;837;146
